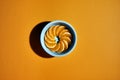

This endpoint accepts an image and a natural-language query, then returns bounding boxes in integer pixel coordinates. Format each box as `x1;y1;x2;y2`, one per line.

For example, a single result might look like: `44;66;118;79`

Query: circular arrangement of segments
44;25;72;53
40;20;77;57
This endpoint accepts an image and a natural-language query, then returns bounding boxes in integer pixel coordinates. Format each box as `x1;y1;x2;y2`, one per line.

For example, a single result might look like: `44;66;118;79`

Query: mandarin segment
56;26;65;35
57;41;65;53
52;25;59;36
46;31;55;41
60;32;72;38
50;43;60;52
45;41;56;48
62;40;68;50
61;37;71;44
59;29;69;38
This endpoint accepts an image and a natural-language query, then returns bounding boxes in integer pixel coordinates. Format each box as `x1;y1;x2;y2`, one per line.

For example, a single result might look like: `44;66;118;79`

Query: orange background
0;0;120;80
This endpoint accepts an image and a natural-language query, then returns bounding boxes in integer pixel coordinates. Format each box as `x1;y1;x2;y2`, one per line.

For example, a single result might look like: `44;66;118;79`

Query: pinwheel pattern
44;25;72;53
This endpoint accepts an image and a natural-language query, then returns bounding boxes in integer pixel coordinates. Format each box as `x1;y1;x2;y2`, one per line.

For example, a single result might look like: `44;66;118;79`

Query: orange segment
44;36;56;44
46;31;55;41
56;26;65;35
45;41;56;48
60;31;72;38
57;41;65;53
61;36;71;44
59;29;69;38
50;43;60;52
44;35;55;42
62;40;68;50
52;25;59;36
48;26;54;38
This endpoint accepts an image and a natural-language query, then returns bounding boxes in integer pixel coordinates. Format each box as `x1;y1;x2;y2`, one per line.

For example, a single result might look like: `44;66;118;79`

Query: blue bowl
40;20;77;57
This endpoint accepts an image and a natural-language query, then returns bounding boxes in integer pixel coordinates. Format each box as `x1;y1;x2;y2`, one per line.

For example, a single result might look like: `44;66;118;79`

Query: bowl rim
40;20;77;57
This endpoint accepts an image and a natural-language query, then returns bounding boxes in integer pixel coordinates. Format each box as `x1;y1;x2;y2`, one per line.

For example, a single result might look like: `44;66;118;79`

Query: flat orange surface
0;0;120;80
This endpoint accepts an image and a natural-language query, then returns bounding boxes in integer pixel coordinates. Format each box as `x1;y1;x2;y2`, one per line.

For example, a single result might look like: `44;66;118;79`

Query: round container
40;20;77;57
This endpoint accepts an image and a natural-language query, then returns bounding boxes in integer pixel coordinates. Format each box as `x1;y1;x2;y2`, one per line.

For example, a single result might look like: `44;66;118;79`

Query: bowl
40;20;77;57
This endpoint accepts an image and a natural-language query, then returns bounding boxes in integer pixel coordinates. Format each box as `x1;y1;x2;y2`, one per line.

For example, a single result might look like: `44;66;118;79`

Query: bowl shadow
29;21;54;58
